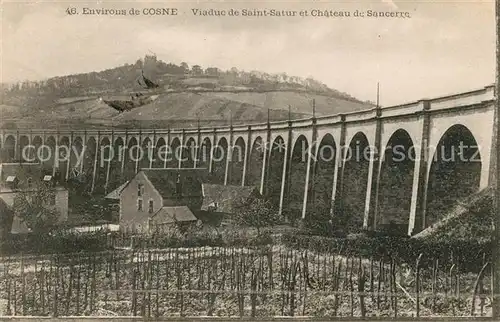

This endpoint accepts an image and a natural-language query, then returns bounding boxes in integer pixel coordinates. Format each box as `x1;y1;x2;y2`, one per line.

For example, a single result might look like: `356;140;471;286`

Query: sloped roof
142;168;205;199
1;163;42;185
151;205;197;224
10;215;30;234
201;184;259;213
0;163;63;192
105;181;129;200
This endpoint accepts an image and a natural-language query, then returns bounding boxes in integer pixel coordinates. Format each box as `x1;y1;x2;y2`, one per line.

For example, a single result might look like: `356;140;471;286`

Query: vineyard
0;245;492;318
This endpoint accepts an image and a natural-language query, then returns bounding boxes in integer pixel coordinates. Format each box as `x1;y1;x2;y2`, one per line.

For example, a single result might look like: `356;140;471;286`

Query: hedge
1;230;111;255
1;229;275;256
281;232;491;273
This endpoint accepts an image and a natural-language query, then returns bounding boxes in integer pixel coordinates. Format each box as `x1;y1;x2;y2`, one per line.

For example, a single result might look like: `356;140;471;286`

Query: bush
234;197;283;235
2;230;111;255
117;226;275;250
281;232;490;273
249;231;273;246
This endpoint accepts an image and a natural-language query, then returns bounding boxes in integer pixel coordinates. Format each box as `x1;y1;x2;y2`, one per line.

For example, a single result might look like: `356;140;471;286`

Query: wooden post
415;254;423;318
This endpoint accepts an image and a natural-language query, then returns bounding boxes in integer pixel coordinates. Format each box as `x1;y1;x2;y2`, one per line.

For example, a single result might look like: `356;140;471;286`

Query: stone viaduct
0;85;496;235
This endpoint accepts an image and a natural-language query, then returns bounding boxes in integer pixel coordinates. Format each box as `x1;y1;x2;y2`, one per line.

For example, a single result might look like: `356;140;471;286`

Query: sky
1;0;496;106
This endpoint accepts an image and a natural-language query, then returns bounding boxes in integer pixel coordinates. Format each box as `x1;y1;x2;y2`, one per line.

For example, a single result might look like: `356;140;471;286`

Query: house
0;163;69;233
200;184;260;226
117;168;206;232
204;67;220;77
148;205;199;234
191;65;203;76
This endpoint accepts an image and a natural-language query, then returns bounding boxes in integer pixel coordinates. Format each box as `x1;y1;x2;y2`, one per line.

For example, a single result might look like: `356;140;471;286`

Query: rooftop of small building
0;162;65;192
140;168;207;199
201;183;260;213
150;205;198;225
105;181;129;200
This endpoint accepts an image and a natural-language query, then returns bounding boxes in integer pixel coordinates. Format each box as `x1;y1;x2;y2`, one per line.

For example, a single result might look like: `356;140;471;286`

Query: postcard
0;0;498;319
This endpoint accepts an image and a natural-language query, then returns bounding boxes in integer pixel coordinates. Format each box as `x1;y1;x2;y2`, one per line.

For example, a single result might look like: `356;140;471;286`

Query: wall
119;172;162;230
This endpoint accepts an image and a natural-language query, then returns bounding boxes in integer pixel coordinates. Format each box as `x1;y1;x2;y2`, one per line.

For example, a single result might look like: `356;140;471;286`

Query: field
0;245;492;318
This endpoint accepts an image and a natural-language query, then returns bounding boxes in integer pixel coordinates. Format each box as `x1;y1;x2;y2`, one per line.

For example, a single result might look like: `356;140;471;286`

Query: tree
303;199;342;236
234;197;282;235
12;180;60;233
180;62;189;73
280;72;289;83
0;198;14;244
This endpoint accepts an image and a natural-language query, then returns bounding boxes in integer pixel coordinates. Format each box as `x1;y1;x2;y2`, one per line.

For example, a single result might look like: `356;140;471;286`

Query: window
137;198;143;211
138;183;144;197
148;199;154;214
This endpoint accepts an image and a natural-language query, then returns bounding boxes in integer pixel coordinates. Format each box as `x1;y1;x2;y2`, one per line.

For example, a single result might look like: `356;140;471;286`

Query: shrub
281;232;490;273
2;230;110;255
233;197;283;235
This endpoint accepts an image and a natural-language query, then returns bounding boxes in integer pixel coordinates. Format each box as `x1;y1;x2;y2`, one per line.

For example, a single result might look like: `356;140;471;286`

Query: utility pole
493;0;500;318
376;82;380;108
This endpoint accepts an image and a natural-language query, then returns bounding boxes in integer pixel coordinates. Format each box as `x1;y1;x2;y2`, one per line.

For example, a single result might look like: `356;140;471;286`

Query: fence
0;246;492;318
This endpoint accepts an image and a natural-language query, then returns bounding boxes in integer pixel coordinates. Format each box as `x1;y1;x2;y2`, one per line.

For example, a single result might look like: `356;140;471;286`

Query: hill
0;55;374;129
412;187;494;242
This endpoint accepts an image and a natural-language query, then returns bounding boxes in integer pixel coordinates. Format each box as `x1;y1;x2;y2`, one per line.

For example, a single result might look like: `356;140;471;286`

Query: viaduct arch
0;85;496;235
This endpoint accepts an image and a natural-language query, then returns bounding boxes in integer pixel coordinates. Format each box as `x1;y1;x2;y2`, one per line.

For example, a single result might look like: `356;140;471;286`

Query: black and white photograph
0;0;499;319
